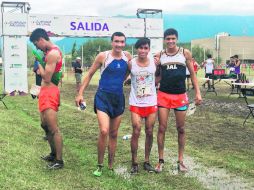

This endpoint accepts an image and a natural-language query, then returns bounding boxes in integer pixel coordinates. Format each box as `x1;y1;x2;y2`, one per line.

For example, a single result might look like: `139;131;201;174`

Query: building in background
191;33;254;65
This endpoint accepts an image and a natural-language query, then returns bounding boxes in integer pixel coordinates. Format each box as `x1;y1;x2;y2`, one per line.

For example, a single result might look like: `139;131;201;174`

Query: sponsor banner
150;38;163;55
2;13;28;35
28;14;145;37
3;36;28;93
2;13;162;38
0;14;2;35
145;18;163;38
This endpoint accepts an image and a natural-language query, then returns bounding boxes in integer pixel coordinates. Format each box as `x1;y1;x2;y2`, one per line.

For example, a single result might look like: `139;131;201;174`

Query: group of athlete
30;27;202;176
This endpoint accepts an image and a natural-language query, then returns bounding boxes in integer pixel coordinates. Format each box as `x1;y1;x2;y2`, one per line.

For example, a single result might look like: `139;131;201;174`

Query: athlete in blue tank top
76;32;132;177
98;51;128;94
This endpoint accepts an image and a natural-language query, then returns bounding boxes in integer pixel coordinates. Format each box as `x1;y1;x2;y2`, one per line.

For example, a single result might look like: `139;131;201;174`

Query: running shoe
130;164;139;175
143;162;156;173
41;153;55;162
155;159;164;173
48;160;64;169
93;165;103;177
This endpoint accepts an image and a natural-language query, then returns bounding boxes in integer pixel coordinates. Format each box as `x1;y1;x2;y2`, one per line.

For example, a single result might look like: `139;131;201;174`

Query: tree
77;38;111;67
71;41;78;59
191;46;213;65
178;42;191;50
75;38;136;67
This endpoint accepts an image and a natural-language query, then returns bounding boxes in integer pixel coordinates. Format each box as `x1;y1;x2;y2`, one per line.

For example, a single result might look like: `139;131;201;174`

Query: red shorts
129;105;158;118
157;90;188;109
38;86;60;112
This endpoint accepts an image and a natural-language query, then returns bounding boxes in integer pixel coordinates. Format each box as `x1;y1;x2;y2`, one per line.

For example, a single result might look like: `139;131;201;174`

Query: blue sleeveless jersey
98;53;128;94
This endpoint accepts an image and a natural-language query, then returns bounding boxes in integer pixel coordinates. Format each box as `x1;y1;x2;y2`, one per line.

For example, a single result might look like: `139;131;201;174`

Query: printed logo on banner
11;45;19;50
70;22;109;31
5;21;27;28
11;53;20;57
33;20;52;26
10;64;23;68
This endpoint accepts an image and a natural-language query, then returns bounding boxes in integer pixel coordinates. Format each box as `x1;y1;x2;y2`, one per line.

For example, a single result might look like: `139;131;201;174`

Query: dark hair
164;28;178;39
234;55;238;59
135;38;150;49
111;32;126;41
207;54;212;58
30;28;49;42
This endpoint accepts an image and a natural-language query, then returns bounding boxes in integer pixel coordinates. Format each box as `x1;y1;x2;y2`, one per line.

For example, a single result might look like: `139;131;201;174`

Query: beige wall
191;36;254;64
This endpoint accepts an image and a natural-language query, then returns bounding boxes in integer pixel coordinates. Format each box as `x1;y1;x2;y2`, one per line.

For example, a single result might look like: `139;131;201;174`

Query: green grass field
0;70;254;190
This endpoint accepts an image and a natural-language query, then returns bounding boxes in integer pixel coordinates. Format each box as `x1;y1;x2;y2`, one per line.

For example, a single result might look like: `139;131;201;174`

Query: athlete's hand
154;55;160;66
33;61;40;72
75;94;84;107
194;93;202;106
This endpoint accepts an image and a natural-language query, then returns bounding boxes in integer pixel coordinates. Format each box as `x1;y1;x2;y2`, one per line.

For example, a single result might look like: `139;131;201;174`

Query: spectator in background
228;56;235;74
186;57;199;90
202;54;214;89
192;57;199;76
72;57;83;92
233;55;241;79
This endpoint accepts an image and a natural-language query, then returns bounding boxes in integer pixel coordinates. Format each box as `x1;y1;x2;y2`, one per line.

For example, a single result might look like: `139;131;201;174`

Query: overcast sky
3;0;254;16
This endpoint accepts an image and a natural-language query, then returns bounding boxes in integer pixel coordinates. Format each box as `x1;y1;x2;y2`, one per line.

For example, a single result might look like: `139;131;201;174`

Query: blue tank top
98;51;128;94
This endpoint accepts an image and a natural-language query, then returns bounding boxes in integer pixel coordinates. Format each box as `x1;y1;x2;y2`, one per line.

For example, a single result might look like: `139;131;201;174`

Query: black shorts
205;73;213;78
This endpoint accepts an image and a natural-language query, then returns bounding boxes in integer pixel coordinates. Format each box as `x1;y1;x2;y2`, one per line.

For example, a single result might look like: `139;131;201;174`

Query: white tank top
205;58;214;74
129;57;157;107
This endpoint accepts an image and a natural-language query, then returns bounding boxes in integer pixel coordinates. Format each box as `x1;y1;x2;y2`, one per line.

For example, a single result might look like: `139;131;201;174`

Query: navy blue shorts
94;90;125;118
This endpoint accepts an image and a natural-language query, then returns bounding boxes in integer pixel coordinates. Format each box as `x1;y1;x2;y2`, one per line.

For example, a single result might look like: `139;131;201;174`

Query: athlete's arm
235;59;241;67
75;52;104;106
185;49;202;105
124;60;132;81
123;51;132;81
154;52;161;84
38;49;59;85
153;52;161;66
124;51;132;62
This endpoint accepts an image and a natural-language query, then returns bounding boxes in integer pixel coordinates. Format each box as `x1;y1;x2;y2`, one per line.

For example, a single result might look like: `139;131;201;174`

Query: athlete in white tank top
129;57;157;107
205;58;214;74
128;38;158;174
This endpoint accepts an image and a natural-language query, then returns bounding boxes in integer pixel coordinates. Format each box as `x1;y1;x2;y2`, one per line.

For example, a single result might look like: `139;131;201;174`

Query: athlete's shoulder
123;51;132;61
183;48;192;59
46;49;61;61
98;51;108;59
93;51;108;65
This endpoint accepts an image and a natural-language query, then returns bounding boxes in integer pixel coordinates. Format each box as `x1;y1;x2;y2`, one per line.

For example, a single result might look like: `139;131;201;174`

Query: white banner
28;14;147;37
1;13;162;95
3;36;28;93
0;14;2;35
2;13;28;35
2;13;163;38
150;38;163;55
145;18;163;38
